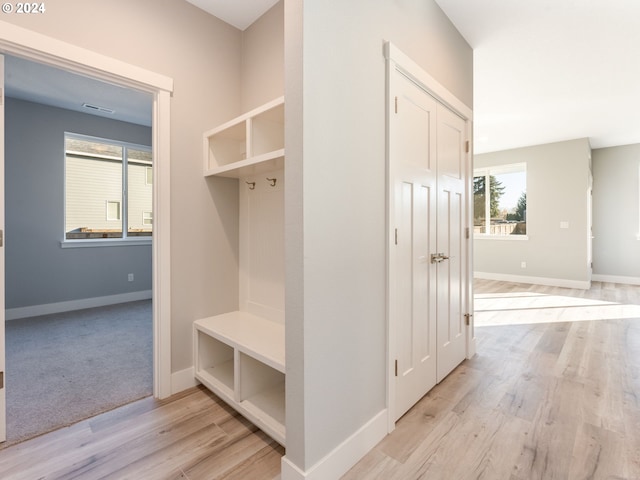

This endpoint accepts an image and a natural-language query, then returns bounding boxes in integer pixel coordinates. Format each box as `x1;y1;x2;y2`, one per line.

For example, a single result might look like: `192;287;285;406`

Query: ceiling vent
82;103;115;114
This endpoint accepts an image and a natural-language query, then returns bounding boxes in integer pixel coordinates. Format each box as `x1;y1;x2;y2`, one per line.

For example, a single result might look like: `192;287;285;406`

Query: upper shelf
204;97;284;178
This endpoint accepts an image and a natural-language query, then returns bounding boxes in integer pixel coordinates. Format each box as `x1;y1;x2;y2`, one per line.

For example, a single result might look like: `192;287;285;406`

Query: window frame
106;200;122;221
63;132;153;247
474;162;528;241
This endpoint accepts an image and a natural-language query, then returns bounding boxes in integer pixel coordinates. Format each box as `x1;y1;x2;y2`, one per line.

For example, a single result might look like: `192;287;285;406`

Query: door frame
0;20;173;400
384;42;475;431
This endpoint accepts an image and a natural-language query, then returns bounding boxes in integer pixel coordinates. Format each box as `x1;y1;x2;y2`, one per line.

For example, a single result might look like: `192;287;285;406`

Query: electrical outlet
521;261;527;268
128;273;134;282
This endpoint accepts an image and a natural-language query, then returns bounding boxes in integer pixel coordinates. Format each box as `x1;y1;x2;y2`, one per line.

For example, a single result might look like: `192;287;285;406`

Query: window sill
60;238;152;249
474;234;529;241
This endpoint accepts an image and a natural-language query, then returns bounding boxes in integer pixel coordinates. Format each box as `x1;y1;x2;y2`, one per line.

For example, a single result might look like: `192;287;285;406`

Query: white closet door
391;72;438;420
435;103;467;382
389;63;469;422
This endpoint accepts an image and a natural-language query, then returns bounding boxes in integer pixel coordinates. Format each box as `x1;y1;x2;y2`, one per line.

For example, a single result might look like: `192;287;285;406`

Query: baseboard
474;272;590;290
281;409;387;480
5;290;153;321
592;274;640;286
171;367;198;395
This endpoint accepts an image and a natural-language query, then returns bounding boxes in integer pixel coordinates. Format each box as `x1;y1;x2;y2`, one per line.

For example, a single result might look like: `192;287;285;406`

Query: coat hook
246;181;256;190
266;177;277;187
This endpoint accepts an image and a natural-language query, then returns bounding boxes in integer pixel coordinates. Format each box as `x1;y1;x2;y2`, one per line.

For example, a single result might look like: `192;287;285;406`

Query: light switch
560;221;569;229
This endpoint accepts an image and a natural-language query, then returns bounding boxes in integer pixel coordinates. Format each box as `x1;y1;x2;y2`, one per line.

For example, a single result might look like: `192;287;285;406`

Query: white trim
153;89;172;399
281;410;387;480
384;42;472;120
591;274;640;286
0;21;173;93
474;234;529;241
474;271;591;290
60;238;152;248
0;53;6;443
0;22;173;399
171;367;199;395
6;290;152;321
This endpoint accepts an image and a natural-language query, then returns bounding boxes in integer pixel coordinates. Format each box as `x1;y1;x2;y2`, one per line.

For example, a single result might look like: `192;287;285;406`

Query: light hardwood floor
0;279;638;479
0;387;284;479
344;279;640;479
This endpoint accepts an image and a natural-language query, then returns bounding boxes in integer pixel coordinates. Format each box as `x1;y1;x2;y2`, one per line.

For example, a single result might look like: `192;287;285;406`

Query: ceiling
7;1;639;153
185;0;279;30
435;0;640;154
2;1;276;126
4;55;152;127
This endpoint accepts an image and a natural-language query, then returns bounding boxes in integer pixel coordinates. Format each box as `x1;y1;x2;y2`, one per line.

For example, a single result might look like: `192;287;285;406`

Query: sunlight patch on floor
474;292;640;326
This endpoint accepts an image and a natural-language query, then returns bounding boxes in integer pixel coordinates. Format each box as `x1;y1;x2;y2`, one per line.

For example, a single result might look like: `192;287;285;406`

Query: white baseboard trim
171;367;198;395
474;272;590;290
592;274;640;286
281;409;388;480
5;290;153;321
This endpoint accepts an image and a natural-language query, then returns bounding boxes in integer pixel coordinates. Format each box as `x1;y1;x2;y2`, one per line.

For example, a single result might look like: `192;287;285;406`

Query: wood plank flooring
0;279;638;479
344;279;640;479
0;387;284;479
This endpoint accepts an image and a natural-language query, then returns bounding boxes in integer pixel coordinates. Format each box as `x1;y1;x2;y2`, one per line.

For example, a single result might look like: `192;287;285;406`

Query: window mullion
122;146;128;239
485;174;490;234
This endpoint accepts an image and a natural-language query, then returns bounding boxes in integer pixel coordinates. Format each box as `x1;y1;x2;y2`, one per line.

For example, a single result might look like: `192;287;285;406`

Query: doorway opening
3;55;154;444
0;22;173;444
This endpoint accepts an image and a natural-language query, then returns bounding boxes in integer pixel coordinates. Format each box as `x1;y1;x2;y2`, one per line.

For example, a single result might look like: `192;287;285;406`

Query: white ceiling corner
185;0;279;30
435;0;640;154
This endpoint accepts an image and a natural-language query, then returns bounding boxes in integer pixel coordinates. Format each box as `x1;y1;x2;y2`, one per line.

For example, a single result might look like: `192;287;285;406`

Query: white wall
474;139;592;288
241;1;284;112
284;0;472;474
592;143;640;283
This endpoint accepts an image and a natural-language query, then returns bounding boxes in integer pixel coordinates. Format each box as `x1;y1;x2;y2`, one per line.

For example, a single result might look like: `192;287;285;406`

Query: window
106;201;121;221
474;163;527;237
65;133;152;241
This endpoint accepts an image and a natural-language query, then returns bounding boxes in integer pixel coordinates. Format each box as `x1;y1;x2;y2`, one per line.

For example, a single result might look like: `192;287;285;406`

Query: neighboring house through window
65;133;152;240
474;163;527;237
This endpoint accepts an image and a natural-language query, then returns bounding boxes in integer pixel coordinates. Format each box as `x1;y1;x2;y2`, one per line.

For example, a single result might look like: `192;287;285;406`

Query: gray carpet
4;300;153;445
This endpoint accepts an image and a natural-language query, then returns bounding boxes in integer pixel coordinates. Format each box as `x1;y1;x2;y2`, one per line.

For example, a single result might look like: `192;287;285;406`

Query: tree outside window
474;163;526;236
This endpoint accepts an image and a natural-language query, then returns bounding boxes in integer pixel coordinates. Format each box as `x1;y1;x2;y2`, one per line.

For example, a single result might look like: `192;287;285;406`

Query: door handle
430;253;450;264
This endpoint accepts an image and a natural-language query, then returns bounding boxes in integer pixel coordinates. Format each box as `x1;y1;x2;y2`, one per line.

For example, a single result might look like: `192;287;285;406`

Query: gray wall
474;138;592;287
592;144;640;282
5;97;152;309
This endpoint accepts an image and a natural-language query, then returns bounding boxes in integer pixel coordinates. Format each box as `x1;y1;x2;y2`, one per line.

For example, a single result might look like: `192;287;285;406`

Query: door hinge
464;313;473;326
394;96;398;114
0;87;3;106
0;371;3;389
394;359;398;377
0;229;3;247
465;140;470;153
394;228;398;245
466;227;470;239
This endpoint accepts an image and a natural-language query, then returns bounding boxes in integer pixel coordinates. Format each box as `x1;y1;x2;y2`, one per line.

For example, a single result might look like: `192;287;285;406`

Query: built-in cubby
203;96;284;178
196;98;286;446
